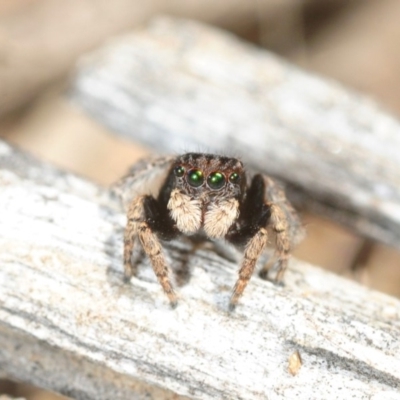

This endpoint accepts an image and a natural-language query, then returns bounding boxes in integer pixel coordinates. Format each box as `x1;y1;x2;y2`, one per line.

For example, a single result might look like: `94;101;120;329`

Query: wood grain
1;140;400;399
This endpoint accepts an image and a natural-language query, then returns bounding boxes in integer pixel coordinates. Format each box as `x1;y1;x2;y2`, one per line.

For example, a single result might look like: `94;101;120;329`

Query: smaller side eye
207;172;226;190
174;166;185;177
187;169;204;187
229;172;240;183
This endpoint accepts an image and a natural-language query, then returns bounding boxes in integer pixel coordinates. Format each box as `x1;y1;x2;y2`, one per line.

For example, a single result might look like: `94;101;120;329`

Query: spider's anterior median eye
207;171;226;190
174;166;185;177
229;172;240;184
187;169;204;187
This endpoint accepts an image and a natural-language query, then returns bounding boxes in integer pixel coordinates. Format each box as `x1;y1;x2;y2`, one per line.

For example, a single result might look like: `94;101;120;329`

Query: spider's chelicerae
121;153;303;309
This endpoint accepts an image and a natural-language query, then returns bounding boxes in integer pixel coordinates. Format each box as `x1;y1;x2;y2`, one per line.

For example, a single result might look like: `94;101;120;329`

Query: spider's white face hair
167;153;245;238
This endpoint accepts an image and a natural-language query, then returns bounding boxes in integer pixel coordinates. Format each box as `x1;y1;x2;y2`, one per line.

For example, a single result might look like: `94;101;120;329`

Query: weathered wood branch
1;140;400;399
69;17;400;249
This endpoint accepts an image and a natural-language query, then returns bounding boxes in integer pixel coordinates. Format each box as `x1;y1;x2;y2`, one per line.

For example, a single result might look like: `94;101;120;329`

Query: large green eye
207;171;226;190
229;172;240;184
187;169;204;187
174;165;185;177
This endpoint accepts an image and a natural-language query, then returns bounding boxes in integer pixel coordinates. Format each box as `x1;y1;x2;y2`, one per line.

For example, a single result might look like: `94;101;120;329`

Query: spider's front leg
124;195;178;307
230;227;269;310
227;174;291;310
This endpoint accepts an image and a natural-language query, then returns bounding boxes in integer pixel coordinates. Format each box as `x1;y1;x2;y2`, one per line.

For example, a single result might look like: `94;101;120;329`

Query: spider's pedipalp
204;198;239;238
167;188;202;234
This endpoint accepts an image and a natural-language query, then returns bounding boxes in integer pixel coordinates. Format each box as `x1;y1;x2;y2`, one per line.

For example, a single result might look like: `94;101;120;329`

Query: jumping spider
120;153;303;309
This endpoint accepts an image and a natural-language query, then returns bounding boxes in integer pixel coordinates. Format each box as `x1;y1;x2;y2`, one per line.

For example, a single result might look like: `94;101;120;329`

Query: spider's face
166;153;245;237
171;153;244;201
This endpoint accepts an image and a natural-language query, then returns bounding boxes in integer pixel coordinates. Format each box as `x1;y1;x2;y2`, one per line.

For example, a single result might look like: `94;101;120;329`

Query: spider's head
171;153;245;200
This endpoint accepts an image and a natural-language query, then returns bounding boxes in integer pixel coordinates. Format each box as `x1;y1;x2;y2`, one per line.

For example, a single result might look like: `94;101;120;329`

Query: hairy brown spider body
121;153;303;309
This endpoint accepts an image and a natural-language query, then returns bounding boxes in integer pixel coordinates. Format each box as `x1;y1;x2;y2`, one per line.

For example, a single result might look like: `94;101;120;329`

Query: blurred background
1;0;400;398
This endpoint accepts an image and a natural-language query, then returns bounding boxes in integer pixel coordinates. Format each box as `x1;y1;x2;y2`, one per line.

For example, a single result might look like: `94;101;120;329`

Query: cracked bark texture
70;17;400;250
1;140;400;399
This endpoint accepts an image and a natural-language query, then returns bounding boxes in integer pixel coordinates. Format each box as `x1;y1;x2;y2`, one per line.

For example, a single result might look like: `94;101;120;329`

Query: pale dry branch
1;140;400;399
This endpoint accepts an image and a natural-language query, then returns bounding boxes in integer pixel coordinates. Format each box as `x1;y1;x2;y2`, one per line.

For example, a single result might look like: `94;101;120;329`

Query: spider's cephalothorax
122;153;303;309
165;153;245;239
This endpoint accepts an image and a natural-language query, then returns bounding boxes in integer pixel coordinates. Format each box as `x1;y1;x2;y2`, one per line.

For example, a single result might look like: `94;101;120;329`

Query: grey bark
1;140;400;399
69;17;400;250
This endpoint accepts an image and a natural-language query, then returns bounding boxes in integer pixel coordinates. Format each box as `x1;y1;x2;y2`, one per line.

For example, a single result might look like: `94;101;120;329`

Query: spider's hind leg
259;203;290;283
258;177;294;283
